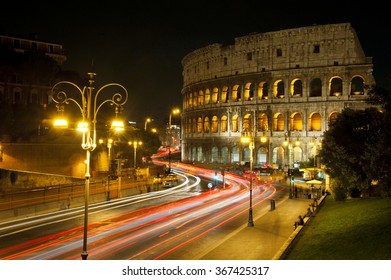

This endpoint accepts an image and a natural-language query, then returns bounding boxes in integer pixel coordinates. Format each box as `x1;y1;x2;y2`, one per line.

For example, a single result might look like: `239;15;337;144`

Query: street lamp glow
51;72;128;260
111;120;125;131
129;141;142;168
53;118;68;128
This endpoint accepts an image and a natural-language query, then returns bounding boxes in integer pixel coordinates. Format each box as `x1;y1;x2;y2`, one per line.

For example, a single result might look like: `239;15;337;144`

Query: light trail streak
0;165;281;260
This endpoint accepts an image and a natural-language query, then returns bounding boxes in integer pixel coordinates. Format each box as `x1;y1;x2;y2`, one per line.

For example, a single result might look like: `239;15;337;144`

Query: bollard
270;199;275;210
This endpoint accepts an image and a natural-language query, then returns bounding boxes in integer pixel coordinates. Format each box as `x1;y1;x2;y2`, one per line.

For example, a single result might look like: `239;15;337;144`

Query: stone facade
180;23;375;169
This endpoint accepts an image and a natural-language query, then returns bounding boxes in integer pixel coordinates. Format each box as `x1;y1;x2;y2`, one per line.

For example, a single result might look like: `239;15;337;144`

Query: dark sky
1;1;390;127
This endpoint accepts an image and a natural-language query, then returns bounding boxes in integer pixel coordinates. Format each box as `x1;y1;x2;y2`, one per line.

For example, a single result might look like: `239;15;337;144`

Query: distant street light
51;72;128;260
144;117;152;131
167;108;180;146
129;141;142;168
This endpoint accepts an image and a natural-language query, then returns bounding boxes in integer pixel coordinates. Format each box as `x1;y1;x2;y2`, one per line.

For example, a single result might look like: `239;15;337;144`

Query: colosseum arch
205;88;211;104
290;79;303;97
197;117;203;133
221;86;228;103
273;80;285;98
273;112;285;131
211;146;218;163
257;113;268;131
272;146;285;169
328;111;340;128
204;116;210;133
329;76;343;96
243;113;253;132
232;85;242;101
221;147;228;163
192;118;196;133
232;114;239;132
211;116;218;133
231;146;239;163
221;115;228;132
290;112;303;131
257;146;268;164
350;76;365;95
212;87;219;103
244;82;255;101
193;91;198;107
309;112;322;131
258;81;269;99
310;78;322;97
198;90;204;105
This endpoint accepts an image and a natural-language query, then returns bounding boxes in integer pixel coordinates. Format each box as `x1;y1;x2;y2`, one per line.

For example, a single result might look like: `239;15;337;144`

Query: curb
272;193;327;260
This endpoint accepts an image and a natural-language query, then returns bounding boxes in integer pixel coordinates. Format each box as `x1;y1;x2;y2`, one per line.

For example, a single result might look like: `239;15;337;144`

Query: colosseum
180;22;375;170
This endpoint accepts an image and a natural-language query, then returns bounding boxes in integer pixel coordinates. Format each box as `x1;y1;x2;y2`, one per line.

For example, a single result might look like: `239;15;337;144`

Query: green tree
320;108;385;198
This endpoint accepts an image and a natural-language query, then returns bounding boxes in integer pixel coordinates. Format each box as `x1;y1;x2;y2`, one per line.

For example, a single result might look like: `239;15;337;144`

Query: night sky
1;1;390;127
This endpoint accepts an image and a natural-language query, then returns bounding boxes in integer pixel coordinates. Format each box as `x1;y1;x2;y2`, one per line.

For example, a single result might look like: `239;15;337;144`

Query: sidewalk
198;192;316;260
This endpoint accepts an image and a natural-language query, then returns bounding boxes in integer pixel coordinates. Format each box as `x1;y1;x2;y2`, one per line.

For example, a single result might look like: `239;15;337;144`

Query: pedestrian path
199;192;314;260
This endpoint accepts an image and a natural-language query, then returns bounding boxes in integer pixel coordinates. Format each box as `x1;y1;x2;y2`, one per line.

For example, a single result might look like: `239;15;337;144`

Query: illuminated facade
180;23;375;168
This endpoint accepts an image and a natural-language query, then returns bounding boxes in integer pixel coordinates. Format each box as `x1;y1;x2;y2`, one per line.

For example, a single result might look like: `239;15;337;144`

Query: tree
320;107;385;198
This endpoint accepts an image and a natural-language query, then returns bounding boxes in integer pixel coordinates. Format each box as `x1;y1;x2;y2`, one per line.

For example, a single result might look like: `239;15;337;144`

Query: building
0;33;66;110
180;23;375;169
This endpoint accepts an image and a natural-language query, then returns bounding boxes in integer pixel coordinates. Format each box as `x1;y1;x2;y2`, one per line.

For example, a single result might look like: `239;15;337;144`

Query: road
0;166;281;260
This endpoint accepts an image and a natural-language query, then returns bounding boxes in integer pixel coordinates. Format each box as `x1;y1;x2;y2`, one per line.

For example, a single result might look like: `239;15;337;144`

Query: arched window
193;91;198;107
198;90;204;105
328;112;339;128
290;113;303;131
197;117;203;133
310;78;322;97
231;146;239;163
274;80;285;98
211;116;218;133
244;82;254;101
350;76;365;95
192;118;197;133
291;79;303;97
243;113;252;132
205;89;211;104
257;113;268;131
204;117;210;133
329;77;343;96
211;147;218;163
221;115;228;132
188;92;193;107
273;113;284;131
221;147;228;164
232;85;241;101
212;87;219;103
221;86;228;103
258;81;269;99
309;113;322;131
232;115;239;132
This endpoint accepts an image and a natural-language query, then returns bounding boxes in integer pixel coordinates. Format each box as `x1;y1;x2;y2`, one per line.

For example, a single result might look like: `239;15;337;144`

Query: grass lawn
285;196;391;259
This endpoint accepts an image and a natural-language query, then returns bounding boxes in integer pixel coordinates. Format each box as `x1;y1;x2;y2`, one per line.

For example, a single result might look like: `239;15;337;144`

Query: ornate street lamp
51;72;128;260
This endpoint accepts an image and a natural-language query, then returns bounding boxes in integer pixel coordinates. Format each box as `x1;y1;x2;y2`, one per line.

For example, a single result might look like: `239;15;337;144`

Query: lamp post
99;138;113;201
129;141;142;168
144;118;152;131
167;108;180;146
51;72;128;260
241;132;255;227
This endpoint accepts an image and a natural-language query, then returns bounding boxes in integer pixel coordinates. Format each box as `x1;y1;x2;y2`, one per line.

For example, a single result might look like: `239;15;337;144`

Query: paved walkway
199;190;315;260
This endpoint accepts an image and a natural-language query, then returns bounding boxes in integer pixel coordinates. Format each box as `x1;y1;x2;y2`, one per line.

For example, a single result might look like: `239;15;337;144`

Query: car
164;173;178;182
